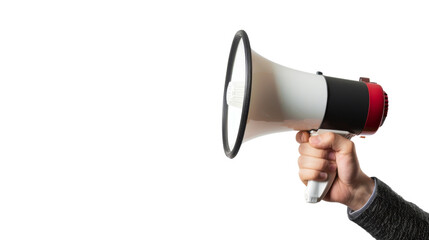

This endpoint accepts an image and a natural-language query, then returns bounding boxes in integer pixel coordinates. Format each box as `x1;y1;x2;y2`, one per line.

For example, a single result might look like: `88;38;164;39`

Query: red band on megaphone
361;81;387;135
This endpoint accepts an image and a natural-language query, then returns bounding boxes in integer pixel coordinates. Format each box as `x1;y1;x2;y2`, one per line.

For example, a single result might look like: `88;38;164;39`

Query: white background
1;1;428;239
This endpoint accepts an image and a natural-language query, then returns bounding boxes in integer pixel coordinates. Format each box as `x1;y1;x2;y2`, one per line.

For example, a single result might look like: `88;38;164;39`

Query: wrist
347;175;375;211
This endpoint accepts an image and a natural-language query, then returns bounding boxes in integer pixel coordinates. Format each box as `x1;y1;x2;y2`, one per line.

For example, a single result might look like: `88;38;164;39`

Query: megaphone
222;30;388;203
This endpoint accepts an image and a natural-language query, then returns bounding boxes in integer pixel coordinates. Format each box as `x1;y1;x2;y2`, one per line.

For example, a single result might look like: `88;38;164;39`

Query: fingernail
299;131;309;143
298;132;304;142
328;152;336;161
328;163;337;172
319;172;328;180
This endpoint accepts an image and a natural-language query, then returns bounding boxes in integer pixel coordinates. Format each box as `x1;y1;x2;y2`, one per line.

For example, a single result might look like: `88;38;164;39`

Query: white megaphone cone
222;30;388;203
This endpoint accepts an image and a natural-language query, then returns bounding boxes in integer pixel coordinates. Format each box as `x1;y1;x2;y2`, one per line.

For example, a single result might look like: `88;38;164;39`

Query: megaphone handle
305;129;353;203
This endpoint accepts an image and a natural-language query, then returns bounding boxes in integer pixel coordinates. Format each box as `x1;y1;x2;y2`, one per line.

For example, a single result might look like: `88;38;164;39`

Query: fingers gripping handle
305;129;354;203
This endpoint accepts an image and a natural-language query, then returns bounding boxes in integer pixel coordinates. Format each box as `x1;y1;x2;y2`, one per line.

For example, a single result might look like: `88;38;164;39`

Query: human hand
296;131;375;210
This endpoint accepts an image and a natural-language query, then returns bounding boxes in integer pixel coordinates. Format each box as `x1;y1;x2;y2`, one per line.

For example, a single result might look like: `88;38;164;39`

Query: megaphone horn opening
222;30;252;159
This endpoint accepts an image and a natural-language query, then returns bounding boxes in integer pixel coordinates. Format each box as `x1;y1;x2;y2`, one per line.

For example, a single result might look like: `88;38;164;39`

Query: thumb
309;132;354;154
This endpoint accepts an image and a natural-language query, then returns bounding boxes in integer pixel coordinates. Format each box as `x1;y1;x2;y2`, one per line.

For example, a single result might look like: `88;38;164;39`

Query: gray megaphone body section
243;51;328;141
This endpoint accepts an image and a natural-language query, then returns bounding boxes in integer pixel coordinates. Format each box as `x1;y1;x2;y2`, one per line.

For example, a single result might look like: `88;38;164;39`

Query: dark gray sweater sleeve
348;178;429;239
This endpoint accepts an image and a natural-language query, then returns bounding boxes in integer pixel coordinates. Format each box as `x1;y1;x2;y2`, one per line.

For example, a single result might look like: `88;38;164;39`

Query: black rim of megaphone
222;30;252;159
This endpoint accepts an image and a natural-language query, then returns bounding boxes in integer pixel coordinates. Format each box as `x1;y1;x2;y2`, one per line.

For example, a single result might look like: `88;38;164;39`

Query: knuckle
313;158;328;171
344;141;355;152
322;150;331;160
299;143;316;156
297;155;305;168
324;132;336;142
320;159;330;170
298;155;329;171
298;143;306;155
